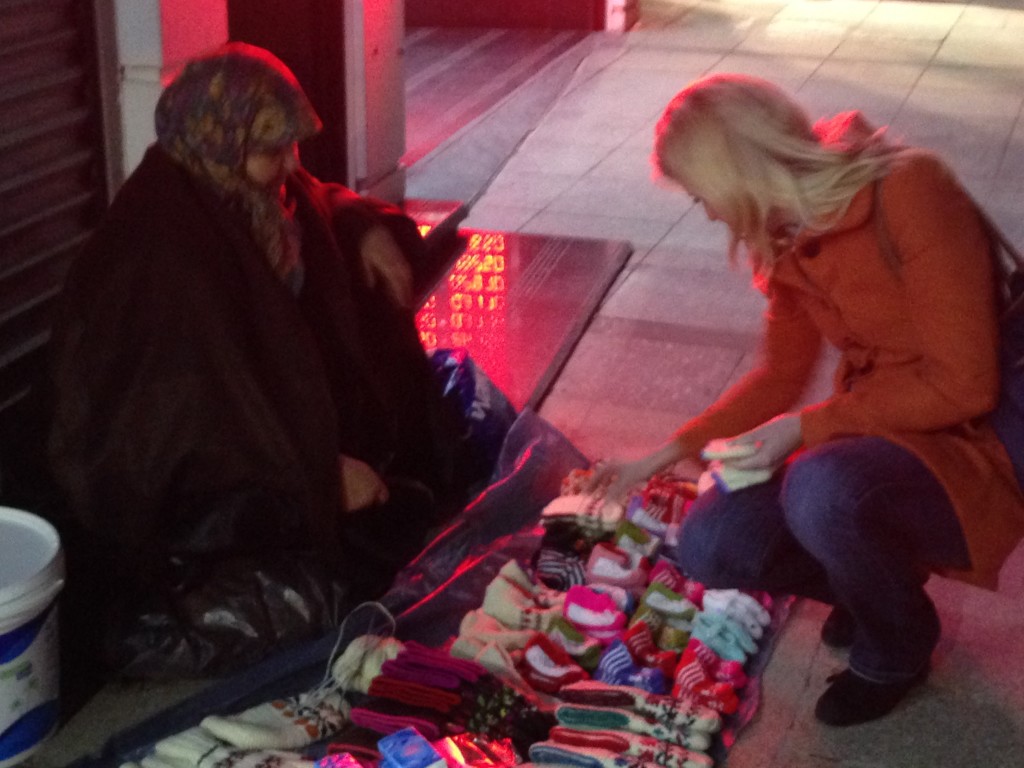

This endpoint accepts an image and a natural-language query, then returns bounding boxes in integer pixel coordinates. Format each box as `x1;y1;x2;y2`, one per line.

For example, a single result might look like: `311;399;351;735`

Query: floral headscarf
155;43;322;284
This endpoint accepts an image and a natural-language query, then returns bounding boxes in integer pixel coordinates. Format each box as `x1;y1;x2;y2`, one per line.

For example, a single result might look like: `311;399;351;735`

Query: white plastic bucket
0;507;65;768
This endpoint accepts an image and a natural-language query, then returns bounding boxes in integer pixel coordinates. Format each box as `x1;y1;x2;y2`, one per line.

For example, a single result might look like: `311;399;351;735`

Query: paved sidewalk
409;1;1024;765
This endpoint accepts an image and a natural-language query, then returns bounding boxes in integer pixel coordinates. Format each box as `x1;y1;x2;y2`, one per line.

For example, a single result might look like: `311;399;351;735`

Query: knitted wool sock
587;582;634;614
691;611;757;663
201;691;347;750
672;644;712;697
483;575;564;631
348;700;444;740
701;589;771;640
548;727;713;767
542;494;626;534
379;656;462;691
143;727;309;768
681;579;705;609
555;703;719;746
496;559;536;595
585;543;648;596
622;621;678;678
614;520;661;561
563;586;627;644
674;637;747;690
529;741;625;768
593;640;640;687
382;643;488;694
642;583;698;624
534;548;587;591
530;740;671;768
549;721;711;756
647;560;685;594
625;667;668;696
366;676;462;713
400;641;490;683
520;634;589;695
558;680;721;733
456;609;536;656
548;616;603;671
331;634;405;694
631;583;696;642
657;624;691;652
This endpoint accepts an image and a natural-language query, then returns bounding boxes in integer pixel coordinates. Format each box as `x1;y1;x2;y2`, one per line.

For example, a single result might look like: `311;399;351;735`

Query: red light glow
416;233;509;384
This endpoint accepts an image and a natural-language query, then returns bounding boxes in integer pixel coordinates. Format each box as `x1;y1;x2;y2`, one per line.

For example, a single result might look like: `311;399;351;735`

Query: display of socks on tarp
114;462;791;768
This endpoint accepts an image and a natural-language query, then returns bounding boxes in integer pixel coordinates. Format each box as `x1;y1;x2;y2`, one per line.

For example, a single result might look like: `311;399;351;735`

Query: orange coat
674;149;1024;589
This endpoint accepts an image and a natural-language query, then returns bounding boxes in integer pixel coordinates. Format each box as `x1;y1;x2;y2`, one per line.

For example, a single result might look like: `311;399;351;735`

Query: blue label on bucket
0;701;59;763
0;604;60;763
0;606;51;665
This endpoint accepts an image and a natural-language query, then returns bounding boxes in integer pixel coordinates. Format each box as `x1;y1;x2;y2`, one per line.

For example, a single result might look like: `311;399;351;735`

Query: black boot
814;667;928;726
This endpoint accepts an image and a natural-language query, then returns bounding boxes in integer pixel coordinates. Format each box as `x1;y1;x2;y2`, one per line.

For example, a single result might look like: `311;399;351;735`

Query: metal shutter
0;0;108;414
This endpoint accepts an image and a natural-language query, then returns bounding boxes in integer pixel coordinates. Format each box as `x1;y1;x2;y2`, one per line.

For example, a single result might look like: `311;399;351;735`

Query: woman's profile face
245;142;299;189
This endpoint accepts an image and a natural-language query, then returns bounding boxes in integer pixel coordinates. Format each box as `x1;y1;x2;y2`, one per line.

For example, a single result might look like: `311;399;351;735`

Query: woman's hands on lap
339;455;389;511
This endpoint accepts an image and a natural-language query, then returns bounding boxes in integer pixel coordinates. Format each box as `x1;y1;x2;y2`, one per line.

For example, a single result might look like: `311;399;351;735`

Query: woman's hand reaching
360;225;414;309
584;442;684;503
339;455;389;511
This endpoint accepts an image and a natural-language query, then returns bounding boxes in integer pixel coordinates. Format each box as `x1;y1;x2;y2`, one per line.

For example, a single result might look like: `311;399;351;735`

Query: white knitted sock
331;634;404;694
200;690;347;750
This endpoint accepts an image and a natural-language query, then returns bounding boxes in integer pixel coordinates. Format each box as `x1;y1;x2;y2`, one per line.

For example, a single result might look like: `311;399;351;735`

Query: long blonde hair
653;74;900;272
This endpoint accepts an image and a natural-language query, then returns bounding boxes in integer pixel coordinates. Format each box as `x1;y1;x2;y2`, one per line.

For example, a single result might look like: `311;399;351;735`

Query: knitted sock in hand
201;691;347;750
549;727;713;767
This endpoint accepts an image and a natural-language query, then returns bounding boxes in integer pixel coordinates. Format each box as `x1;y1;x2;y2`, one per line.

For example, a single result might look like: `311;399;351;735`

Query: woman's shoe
814;667;928;726
820;605;855;648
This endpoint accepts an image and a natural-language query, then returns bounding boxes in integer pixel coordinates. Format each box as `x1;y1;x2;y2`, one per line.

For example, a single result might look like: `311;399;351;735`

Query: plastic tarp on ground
72;408;589;768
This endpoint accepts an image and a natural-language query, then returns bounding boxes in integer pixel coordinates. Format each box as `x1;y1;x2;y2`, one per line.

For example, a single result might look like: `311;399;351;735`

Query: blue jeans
677;437;970;683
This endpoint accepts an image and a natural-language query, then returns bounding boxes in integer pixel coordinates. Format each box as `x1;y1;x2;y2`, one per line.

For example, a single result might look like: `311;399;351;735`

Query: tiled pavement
409;1;1024;766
